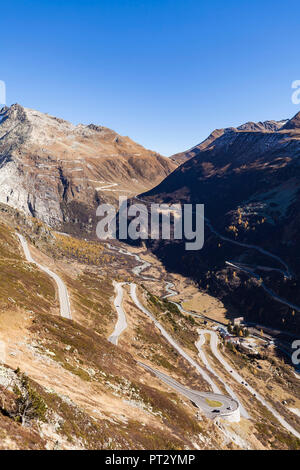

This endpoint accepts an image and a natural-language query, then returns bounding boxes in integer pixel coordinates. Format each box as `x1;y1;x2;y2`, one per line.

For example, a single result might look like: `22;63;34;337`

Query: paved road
106;243;155;281
17;233;72;320
106;276;238;417
107;242;300;435
226;261;300;312
205;217;292;278
0;340;6;363
162;281;178;299
134;195;292;279
109;211;299;332
108;281;128;345
130;283;220;391
138;361;239;420
196;332;249;419
96;182;118;191
130;283;241;420
200;329;300;439
96;182;131;193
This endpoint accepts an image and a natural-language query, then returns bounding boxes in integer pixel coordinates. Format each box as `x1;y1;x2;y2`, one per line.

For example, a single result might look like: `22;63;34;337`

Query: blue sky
1;0;299;155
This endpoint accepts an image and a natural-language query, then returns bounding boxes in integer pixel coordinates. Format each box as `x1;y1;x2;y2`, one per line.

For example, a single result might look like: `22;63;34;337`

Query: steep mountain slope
170;119;288;164
0;207;253;450
0;210;210;450
0;104;177;233
1;205;299;450
141;111;300;333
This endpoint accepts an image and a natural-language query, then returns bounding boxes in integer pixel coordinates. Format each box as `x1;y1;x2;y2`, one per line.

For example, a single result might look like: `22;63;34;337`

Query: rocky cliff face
0;104;177;231
141;112;300;332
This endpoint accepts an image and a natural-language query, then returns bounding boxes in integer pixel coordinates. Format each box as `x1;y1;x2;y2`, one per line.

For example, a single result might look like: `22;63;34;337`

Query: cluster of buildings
218;327;240;345
217;322;259;355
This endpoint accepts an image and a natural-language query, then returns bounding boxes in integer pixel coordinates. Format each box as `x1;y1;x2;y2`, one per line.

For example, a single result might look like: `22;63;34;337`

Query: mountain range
0;104;300;449
1;103;300;332
0;104;176;234
142;111;300;333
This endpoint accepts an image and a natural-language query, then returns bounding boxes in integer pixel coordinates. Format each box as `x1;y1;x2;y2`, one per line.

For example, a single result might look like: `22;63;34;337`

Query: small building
233;317;244;326
229;337;241;345
224;335;232;342
218;327;229;338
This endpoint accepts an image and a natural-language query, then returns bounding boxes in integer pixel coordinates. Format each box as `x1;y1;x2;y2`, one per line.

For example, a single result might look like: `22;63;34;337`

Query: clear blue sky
1;0;299;155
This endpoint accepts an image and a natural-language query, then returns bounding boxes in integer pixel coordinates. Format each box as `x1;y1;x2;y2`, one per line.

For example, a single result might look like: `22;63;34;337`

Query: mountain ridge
170;118;289;164
0;104;177;231
140;110;300;333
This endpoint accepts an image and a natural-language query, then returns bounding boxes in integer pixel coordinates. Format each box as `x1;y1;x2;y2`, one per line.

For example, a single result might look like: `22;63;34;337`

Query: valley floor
0;207;299;450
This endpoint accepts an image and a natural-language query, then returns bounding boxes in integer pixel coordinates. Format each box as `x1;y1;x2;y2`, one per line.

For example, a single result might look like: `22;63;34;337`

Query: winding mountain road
130;282;242;420
17;233;72;320
196;332;249;419
226;261;300;312
138;361;239;420
134;195;292;279
14;224;300;435
106;274;240;419
108;281;128;345
199;329;300;439
204;217;292;279
107;241;300;437
130;283;220;393
96;182;131;193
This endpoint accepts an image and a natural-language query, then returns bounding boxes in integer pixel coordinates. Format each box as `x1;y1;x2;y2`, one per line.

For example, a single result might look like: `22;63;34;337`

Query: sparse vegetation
12;373;47;426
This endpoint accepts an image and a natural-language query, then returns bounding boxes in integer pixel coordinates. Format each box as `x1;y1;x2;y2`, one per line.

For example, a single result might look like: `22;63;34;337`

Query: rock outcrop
0;104;177;231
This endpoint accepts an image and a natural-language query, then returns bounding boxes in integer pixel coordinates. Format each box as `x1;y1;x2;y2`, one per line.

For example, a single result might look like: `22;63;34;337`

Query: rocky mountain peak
170;117;289;164
0;103;27;124
0;103;177;230
282;111;300;130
